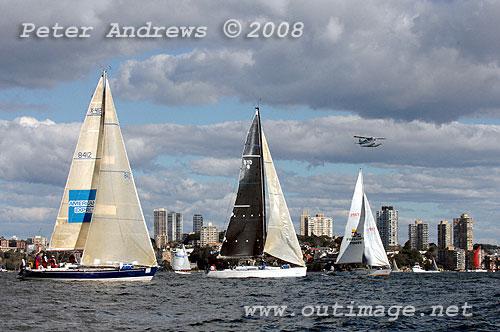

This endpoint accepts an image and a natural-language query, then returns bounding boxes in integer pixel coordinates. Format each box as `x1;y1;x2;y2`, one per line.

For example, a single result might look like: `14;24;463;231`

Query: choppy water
1;271;499;331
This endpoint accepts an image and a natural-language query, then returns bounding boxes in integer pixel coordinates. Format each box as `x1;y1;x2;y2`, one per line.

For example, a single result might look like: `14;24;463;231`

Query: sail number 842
77;152;92;159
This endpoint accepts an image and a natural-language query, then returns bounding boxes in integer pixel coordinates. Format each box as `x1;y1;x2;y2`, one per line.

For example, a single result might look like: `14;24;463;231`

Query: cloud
0;102;48;114
3;1;500;122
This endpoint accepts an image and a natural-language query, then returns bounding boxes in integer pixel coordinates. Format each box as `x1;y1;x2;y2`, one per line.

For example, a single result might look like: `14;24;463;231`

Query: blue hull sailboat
19;71;158;281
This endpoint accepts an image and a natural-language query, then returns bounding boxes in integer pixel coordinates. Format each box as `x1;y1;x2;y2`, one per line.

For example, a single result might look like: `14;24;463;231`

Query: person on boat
50;256;58;268
209;264;216;271
42;253;48;268
34;252;42;269
69;254;76;264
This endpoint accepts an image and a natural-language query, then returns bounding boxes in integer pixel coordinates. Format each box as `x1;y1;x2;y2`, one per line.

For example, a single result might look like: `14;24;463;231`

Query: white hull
174;270;191;275
206;266;306;278
335;268;391;276
412;267;440;273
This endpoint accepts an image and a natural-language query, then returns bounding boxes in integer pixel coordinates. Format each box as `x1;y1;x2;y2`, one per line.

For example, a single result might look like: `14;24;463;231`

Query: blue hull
19;266;157;281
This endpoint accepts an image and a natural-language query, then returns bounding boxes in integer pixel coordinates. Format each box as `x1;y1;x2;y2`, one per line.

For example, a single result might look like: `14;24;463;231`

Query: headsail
220;110;266;257
49;77;105;251
262;131;305;267
81;74;156;267
172;246;186;271
182;245;191;270
336;170;365;264
362;193;390;267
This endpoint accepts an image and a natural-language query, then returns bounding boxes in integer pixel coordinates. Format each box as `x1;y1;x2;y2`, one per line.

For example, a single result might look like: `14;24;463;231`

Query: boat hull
206;266;306;278
174;270;191;275
334;268;391;276
18;266;157;281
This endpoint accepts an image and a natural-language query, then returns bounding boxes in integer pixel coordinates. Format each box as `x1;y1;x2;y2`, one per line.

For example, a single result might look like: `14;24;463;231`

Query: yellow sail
49;77;104;250
81;76;156;267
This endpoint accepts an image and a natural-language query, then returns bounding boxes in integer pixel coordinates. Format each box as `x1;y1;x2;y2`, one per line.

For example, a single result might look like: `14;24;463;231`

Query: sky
1;0;500;245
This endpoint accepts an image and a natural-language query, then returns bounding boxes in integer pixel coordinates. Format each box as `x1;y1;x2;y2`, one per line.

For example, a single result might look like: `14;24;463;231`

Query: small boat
206;109;306;278
412;261;439;273
334;170;391;276
19;71;157;281
469;246;487;272
173;245;191;275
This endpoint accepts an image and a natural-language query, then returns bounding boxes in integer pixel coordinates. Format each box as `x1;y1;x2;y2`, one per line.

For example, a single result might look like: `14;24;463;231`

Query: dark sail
220;110;266;257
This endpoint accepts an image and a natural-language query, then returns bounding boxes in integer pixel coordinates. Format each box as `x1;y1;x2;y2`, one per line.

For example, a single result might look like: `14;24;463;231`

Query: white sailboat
335;170;391;276
19;71;157;281
206;108;306;278
172;245;191;275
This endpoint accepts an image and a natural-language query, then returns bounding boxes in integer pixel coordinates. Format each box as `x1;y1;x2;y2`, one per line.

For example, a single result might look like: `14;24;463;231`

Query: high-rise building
300;210;333;238
408;220;429;250
453;214;473;251
193;214;203;233
167;212;183;242
438;247;466;271
154;208;168;248
376;206;398;250
310;214;333;238
201;222;219;246
437;220;452;249
300;209;311;236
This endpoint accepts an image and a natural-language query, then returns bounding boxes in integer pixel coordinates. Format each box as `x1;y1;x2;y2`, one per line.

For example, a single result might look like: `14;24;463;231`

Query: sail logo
88;108;102;116
68;189;97;223
243;160;253;169
346;229;363;244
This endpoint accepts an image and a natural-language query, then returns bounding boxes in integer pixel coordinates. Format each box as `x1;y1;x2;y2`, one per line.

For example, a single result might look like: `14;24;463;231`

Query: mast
256;107;267;245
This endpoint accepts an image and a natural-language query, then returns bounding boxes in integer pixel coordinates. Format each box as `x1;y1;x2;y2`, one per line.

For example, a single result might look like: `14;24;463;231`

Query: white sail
262;131;305;267
172;245;190;271
81;76;157;267
182;245;191;270
336;170;365;264
172;247;185;271
49;77;104;251
362;193;390;267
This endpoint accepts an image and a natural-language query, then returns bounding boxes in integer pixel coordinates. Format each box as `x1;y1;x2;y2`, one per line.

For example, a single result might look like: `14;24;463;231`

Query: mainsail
336;170;389;267
49;77;105;251
81;74;156;267
220;111;266;257
262;131;305;267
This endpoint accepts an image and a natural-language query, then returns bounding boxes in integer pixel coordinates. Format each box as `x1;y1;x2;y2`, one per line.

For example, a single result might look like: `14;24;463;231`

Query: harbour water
1;271;499;331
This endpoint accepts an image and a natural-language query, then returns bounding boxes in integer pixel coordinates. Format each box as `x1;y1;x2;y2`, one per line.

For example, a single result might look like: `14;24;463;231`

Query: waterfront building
408;220;429;250
376;206;398;250
167;212;183;242
300;210;333;238
437;220;452;249
300;209;311;236
453;214;473;251
193;214;203;233
438;247;466;271
154;208;168;249
201;222;219;246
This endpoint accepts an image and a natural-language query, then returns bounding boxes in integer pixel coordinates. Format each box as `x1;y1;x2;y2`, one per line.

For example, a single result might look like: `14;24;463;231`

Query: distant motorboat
412;262;439;273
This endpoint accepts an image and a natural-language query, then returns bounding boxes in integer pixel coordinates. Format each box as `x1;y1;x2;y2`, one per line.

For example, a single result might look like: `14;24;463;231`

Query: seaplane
354;136;386;147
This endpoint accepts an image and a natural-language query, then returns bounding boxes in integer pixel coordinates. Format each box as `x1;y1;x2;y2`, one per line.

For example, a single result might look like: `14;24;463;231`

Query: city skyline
2;2;500;246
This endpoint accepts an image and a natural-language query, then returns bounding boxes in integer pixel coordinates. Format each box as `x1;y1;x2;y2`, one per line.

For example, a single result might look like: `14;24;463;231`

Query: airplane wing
354;135;370;139
374;137;386;140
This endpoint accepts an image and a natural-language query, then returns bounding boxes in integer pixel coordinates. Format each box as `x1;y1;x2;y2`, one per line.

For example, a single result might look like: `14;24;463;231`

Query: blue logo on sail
68;189;96;223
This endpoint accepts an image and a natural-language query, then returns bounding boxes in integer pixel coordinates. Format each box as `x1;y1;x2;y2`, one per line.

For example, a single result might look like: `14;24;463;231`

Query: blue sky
2;1;500;246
